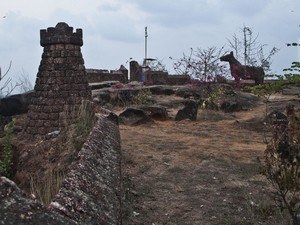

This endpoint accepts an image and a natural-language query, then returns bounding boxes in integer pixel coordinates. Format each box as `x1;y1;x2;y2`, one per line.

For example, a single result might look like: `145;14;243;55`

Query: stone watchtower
26;22;91;135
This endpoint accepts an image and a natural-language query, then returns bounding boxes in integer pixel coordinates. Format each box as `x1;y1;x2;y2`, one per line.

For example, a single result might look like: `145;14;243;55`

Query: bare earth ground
120;94;298;225
2;90;298;224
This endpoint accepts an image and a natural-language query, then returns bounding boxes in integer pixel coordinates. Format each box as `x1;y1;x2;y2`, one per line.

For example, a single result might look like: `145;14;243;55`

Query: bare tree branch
228;26;279;72
0;61;25;97
172;46;228;81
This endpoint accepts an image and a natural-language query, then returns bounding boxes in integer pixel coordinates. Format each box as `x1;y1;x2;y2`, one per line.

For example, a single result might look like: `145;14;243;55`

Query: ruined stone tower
26;22;91;135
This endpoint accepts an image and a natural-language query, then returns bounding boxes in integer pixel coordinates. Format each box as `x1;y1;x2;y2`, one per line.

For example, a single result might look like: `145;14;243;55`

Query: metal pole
127;57;132;81
145;26;148;66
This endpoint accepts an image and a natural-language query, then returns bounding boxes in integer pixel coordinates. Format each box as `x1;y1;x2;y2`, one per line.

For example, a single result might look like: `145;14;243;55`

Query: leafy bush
200;85;228;110
250;61;300;224
0;119;14;178
171;46;228;81
133;89;153;105
261;107;300;225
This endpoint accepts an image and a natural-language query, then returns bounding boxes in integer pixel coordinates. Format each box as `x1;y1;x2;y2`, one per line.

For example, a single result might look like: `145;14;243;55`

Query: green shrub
0;119;14;178
261;109;300;225
250;63;300;224
133;89;153;105
63;100;95;152
73;100;95;150
200;85;227;110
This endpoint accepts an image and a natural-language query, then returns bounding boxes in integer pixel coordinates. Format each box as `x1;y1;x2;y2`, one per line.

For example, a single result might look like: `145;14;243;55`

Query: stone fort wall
129;60;190;85
85;61;191;85
0;22;122;225
86;68;128;83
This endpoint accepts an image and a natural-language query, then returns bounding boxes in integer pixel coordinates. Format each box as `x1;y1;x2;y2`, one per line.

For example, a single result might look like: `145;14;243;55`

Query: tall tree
227;25;279;72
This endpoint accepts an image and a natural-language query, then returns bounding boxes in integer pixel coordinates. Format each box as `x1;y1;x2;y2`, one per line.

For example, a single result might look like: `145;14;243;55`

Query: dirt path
120;97;294;225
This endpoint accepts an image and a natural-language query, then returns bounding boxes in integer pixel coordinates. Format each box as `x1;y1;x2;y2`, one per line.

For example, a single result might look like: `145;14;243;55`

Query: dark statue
220;51;264;85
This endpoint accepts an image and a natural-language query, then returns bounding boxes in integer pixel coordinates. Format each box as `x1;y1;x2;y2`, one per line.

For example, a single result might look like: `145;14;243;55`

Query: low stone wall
87;65;190;86
145;71;168;84
129;60;190;85
86;69;128;84
0;116;122;225
145;72;191;85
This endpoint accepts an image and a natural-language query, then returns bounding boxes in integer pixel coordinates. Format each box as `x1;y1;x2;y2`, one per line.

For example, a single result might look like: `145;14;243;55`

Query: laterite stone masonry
26;22;91;135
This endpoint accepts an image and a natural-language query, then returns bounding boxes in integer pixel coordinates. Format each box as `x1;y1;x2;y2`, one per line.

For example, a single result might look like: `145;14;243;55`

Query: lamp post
144;26;148;67
126;57;133;81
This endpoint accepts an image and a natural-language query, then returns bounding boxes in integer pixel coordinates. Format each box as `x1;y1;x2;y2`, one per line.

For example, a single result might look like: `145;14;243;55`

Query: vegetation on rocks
29;100;95;205
133;89;153;105
0;119;14;178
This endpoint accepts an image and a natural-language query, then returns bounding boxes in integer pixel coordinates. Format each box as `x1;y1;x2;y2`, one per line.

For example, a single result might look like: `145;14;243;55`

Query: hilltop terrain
1;83;299;224
119;89;298;225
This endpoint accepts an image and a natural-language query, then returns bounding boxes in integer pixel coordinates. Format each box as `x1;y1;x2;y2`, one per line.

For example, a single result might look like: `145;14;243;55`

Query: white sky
0;0;299;90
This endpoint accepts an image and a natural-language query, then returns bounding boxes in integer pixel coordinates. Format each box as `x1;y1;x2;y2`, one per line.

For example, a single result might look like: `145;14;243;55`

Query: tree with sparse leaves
227;25;279;72
0;61;33;97
171;46;228;82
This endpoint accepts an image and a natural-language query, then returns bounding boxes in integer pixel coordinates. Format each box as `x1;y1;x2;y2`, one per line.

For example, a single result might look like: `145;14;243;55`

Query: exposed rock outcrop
0;116;122;225
220;92;260;112
0;177;76;225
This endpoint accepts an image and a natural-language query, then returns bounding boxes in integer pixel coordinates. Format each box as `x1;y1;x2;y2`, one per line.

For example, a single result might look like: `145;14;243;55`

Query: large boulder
220;92;260;113
175;87;202;99
119;108;154;125
203;101;219;111
175;100;199;121
220;100;242;113
149;86;175;95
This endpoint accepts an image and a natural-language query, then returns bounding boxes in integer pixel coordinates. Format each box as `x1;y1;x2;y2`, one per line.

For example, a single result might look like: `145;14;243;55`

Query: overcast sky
0;0;299;90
